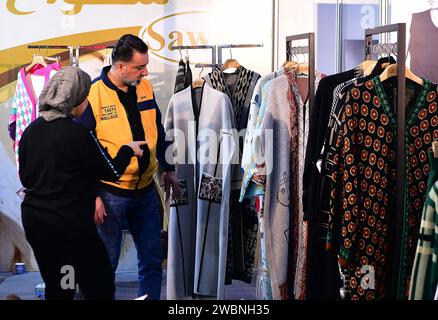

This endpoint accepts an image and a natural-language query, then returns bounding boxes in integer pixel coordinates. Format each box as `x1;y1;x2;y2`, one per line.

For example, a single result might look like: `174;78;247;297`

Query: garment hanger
25;54;48;73
178;48;184;62
44;56;61;65
297;63;309;75
379;63;424;85
364;61;393;76
222;45;240;74
192;78;205;89
282;47;298;71
359;60;376;74
43;48;60;64
222;59;240;70
363;61;392;76
379;43;423;85
363;62;377;76
296;47;309;75
185;48;190;64
284;47;308;74
192;67;205;89
283;60;298;71
368;55;397;77
361;43;394;76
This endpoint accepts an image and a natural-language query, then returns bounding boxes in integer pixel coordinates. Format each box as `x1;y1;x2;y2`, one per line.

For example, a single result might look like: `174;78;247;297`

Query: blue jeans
97;186;163;299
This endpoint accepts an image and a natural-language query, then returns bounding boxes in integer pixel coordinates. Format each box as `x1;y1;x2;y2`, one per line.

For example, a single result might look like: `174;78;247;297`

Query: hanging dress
8;62;61;170
165;83;237;299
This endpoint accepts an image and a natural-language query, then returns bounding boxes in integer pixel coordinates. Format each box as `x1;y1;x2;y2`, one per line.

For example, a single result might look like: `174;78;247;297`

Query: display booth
1;0;437;301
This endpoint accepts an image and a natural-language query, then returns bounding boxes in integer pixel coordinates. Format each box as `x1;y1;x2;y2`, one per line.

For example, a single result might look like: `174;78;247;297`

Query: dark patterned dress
328;76;436;300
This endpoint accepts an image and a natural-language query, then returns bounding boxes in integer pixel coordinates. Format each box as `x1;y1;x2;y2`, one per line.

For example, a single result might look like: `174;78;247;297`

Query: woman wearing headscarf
18;66;149;300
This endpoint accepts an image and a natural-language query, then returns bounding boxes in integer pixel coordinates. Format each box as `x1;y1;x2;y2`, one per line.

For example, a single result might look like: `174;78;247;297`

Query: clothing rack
171;44;263;69
216;44;263;65
286;32;316;117
28;45;115;66
364;23;406;300
170;45;218;69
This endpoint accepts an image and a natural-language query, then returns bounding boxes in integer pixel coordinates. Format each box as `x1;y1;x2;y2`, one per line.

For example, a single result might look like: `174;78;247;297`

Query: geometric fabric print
198;172;223;203
170;180;189;207
205;66;260;131
328;76;435;300
9;63;61;171
11;71;35;171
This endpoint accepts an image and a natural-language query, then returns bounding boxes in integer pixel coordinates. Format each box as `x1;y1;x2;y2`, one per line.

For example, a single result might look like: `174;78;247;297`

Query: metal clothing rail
216;43;263;65
170;45;218;69
28;44;115;66
364;23;406;300
27;45;114;49
171;44;263;69
286;32;316;117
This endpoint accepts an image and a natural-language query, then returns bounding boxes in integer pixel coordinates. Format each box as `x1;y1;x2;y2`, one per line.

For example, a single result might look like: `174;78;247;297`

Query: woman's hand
125;141;147;156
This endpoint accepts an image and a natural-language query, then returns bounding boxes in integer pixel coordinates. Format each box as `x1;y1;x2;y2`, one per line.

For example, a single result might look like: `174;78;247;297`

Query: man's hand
125;141;148;157
164;171;180;199
94;196;107;225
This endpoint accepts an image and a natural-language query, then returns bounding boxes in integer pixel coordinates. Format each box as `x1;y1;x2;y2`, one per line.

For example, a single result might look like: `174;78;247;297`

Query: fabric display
165;82;236;299
174;56;193;93
8;61;61;170
204;65;261;285
304;52;438;300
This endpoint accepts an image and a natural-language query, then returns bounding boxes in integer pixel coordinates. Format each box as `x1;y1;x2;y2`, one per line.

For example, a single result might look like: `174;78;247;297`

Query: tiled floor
0;270;257;300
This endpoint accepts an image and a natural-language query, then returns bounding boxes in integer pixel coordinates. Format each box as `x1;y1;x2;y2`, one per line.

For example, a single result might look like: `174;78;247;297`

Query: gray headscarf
39;66;91;122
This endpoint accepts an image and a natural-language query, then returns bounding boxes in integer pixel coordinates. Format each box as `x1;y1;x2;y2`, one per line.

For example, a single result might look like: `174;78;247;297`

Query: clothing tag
316;159;322;173
170;180;189;207
198;172;223;203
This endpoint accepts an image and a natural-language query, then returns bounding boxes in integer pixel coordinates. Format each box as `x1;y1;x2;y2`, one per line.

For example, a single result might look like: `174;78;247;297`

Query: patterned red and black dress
328;76;437;300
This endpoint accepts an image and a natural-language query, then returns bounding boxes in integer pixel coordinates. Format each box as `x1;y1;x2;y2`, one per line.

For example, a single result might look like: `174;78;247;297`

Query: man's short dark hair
112;34;148;64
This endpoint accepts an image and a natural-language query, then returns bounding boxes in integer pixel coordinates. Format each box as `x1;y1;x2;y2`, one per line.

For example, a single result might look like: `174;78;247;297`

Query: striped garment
409;153;438;300
174;59;186;93
240;68;284;201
